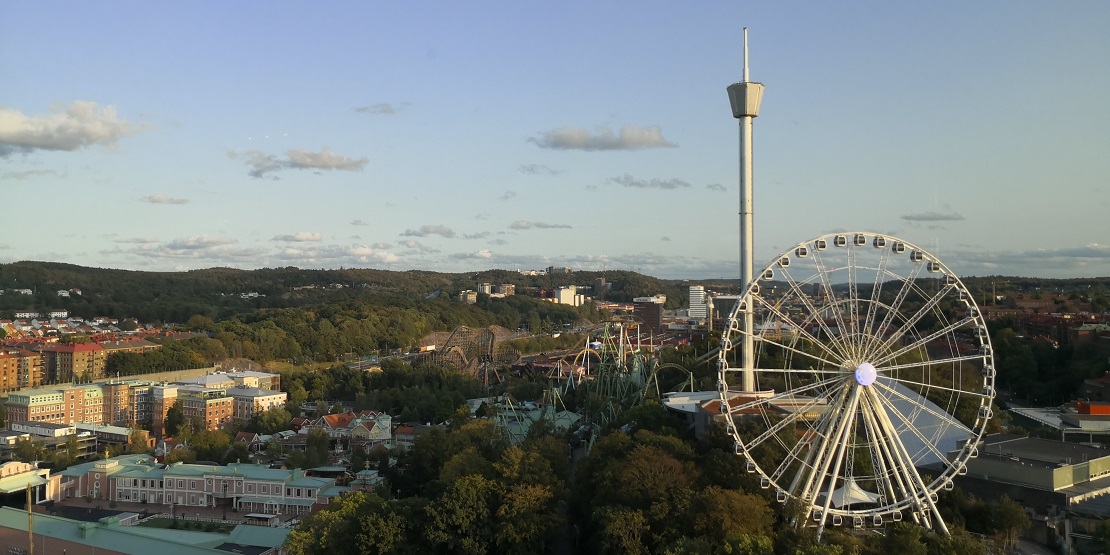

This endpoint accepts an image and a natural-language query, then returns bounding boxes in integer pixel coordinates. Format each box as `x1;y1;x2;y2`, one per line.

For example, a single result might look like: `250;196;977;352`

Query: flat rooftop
980;433;1110;465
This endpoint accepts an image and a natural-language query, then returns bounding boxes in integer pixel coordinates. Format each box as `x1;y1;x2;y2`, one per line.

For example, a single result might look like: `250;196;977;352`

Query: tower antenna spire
743;27;750;82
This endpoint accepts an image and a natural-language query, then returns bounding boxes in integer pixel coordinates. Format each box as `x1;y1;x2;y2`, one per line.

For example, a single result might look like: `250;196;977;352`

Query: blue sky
2;2;1108;279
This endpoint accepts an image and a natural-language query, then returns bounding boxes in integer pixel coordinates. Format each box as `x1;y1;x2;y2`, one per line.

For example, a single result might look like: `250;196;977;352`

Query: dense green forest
0;261;690;323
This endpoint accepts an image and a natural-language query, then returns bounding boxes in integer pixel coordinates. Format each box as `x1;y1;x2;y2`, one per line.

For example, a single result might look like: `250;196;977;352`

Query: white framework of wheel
717;232;995;535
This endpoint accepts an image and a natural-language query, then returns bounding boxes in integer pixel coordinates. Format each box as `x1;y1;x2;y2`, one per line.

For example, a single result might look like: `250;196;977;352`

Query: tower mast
727;28;764;391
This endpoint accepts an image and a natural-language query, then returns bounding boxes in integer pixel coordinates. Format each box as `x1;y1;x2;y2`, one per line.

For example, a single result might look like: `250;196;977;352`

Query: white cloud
900;211;965;222
463;232;491;240
518;163;563;175
528;125;676;151
399;239;441;253
166;235;238;250
287;148;367;171
140;194;189;205
372;242;393;249
272;232;323;242
400;225;456;238
0;101;149;156
274;244;399;265
705;183;727;192
499;191;517;201
351;219;369;226
1;169;64;180
610;174;692;190
229;147;368;178
451;249;494;260
354;102;410;115
509;220;571;230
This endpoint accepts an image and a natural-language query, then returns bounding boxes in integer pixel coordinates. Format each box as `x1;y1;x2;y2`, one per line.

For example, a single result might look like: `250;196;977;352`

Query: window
177;480;184;488
247;484;253;493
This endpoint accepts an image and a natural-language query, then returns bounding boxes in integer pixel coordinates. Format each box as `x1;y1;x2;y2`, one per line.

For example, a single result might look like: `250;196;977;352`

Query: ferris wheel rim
717;232;995;526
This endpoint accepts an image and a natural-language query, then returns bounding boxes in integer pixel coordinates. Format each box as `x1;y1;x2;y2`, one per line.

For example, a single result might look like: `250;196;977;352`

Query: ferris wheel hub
854;362;877;386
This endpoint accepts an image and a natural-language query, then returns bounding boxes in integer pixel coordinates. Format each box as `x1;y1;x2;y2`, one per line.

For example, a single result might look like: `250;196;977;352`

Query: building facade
60;455;335;515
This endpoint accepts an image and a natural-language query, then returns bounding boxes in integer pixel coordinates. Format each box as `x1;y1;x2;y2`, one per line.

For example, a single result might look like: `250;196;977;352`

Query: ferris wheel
717;232;995;535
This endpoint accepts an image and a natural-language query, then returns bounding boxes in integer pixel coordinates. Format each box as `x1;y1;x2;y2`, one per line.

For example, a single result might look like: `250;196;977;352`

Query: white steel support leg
815;386;862;540
866;387;950;535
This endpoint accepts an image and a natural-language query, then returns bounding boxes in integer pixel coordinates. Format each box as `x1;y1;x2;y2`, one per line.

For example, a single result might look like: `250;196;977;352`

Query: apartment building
229;386;288;420
0;348;42;391
40;342;108;382
4;384;106;426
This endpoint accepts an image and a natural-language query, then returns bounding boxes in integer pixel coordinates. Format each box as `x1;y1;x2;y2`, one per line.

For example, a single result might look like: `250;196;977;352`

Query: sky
2;2;1108;280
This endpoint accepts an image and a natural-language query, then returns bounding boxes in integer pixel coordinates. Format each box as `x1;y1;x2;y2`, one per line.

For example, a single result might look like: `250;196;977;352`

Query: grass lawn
136;518;235;534
264;360;333;373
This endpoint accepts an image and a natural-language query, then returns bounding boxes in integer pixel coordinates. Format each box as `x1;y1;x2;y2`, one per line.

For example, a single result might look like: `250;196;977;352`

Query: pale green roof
225;524;291;549
0;506;232;555
0;472;46;493
58;455;336;489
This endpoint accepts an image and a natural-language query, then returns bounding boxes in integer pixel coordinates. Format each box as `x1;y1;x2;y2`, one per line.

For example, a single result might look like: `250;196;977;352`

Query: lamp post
222;480;228;520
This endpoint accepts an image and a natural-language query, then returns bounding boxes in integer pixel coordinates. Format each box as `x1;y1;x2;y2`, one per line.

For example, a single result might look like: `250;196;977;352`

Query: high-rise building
689;286;708;319
633;295;667;333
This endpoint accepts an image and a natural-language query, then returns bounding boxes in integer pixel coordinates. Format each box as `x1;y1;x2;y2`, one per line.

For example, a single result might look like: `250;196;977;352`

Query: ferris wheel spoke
862;243;895;339
871;317;977;368
858;393;910;511
864;389;939;516
752;333;846;369
811;250;859;360
878;351;987;375
870;391;955;468
872;380;964;430
869;283;954;362
744;394;835;452
750;295;847;364
776;264;855;359
881;374;990;401
862;262;929;359
726;375;850;415
814;387;862;536
845;245;862;361
784;383;855;501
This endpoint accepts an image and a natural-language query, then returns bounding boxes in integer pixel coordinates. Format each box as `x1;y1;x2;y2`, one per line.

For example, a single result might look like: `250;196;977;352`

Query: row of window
103;479;315;498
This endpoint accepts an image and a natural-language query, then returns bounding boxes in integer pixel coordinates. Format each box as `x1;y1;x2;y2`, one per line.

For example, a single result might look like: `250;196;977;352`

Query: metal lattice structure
432;326;519;389
717;232;995;536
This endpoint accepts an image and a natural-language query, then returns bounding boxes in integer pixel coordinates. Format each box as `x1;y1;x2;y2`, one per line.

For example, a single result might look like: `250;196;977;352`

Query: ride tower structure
727;28;764;392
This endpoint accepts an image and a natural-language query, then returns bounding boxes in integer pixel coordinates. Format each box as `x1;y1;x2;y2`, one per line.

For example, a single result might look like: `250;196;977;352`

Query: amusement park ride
715;30;995;537
437;29;997;540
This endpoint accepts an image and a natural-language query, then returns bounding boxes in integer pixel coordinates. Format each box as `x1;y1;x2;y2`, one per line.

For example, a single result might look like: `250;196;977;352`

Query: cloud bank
901;211;965;222
354;102;410;115
610;174;692;190
140;194;189;205
272;232;323;242
510;220;572;230
229;147;368;178
529;125;676;151
400;225;456;238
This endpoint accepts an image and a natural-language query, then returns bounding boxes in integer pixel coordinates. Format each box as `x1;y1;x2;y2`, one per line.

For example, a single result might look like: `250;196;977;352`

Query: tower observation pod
727;28;764;392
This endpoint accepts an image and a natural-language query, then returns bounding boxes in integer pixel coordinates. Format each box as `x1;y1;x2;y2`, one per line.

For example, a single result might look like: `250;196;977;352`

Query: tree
13;437;44;463
992;495;1029;552
251;407;293;435
128;428;150;454
164;400;185;437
